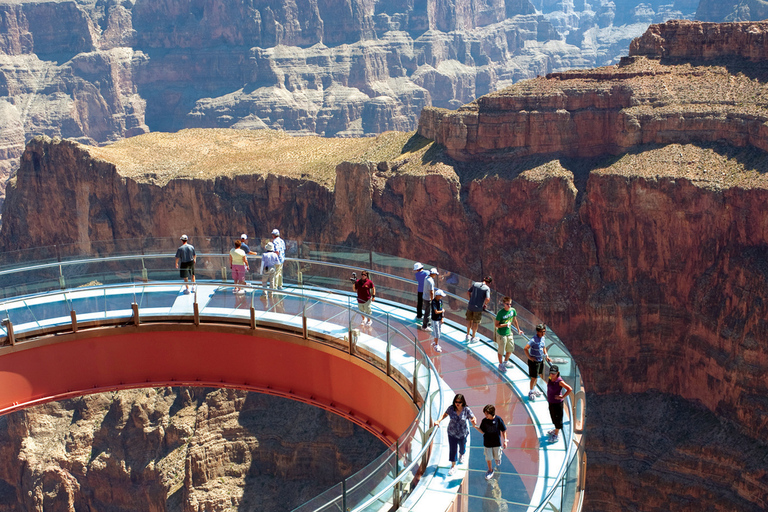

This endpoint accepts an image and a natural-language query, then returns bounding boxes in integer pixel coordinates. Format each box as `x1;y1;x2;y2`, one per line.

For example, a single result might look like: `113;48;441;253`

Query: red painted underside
0;327;417;443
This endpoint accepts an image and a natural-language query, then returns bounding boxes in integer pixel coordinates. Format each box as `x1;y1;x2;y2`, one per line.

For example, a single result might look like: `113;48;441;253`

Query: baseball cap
272;229;280;236
265;242;275;251
549;365;559;374
429;268;439;275
241;234;248;240
180;235;188;241
435;289;445;297
413;262;423;271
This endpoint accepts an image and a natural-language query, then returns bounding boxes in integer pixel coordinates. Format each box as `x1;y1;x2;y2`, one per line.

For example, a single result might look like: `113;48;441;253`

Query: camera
349;272;357;282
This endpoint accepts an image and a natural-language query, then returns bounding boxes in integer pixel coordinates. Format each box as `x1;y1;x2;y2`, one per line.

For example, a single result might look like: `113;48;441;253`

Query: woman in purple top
546;365;573;443
437;393;477;476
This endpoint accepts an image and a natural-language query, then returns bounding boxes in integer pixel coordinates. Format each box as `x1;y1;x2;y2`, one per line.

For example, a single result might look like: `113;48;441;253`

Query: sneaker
366;319;372;325
528;391;536;401
498;363;507;373
534;389;543;397
546;429;556;437
464;334;471;342
447;466;456;476
183;289;190;295
549;433;559;443
485;470;494;480
459;453;466;464
471;336;479;342
504;360;514;368
434;344;443;353
420;326;433;332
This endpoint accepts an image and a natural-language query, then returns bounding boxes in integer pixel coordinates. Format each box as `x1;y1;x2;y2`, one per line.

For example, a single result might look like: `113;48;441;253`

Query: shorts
231;264;245;281
358;299;372;315
497;334;514;356
179;261;195;279
465;310;482;322
484;446;502;462
432;321;442;340
527;359;544;378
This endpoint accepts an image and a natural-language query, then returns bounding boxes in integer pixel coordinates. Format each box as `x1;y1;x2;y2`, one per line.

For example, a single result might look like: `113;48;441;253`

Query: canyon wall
0;387;383;511
2;20;768;511
0;0;698;203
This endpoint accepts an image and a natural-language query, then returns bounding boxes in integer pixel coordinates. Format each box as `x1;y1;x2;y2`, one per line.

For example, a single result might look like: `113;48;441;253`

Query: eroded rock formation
0;0;698;203
0;388;383;511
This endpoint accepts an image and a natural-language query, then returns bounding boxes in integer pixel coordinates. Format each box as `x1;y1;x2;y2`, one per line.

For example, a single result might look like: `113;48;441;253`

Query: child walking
476;404;507;480
431;289;446;353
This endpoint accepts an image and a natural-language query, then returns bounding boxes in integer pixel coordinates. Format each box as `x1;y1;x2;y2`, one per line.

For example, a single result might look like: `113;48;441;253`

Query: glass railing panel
290;481;344;512
344;448;397;511
0;245;60;269
2;300;42;333
0;265;64;299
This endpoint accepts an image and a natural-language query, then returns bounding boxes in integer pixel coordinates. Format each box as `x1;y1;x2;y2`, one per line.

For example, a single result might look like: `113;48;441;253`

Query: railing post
349;328;357;355
70;310;78;333
341;478;347;512
221;266;227;281
131;303;140;326
193;302;200;326
58;264;65;290
393;441;401;509
2;319;14;346
250;306;256;330
141;258;148;282
302;302;308;339
412;338;419;405
386;313;392;377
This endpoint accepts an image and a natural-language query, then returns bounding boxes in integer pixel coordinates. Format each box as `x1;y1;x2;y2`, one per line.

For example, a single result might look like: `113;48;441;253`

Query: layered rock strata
0;388;383;511
418;20;768;162
0;0;698;203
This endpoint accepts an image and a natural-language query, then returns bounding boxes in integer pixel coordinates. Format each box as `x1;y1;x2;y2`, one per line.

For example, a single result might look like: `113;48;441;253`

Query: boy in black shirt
476;404;508;480
431;289;446;353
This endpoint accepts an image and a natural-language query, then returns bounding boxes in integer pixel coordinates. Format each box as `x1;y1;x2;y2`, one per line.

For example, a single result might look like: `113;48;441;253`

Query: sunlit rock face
0;0;697;204
0;388;384;511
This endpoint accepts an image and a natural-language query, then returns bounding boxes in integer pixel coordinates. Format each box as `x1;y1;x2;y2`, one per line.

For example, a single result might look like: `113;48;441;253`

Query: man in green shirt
494;297;524;373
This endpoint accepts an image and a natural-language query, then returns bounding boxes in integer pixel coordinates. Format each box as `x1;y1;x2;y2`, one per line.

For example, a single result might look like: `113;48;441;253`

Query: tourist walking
476;404;507;480
465;276;492;342
546;365;573;443
495;296;524;372
229;239;248;293
271;229;286;289
431;289;446;353
260;242;280;289
420;268;438;331
524;324;551;401
353;270;376;325
175;234;196;294
413;262;429;320
436;393;477;476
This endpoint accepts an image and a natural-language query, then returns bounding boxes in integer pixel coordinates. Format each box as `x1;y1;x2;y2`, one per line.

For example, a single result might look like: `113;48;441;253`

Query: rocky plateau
0;0;702;204
1;19;768;512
